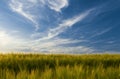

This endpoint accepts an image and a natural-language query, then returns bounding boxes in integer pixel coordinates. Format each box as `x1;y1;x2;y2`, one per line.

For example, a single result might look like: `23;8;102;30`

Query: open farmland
0;54;119;79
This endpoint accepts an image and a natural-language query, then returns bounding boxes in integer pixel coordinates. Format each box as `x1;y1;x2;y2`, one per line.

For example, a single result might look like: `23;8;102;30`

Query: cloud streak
9;0;69;30
38;9;92;40
27;9;93;53
6;0;95;53
47;0;69;12
9;0;39;30
90;27;113;38
39;0;69;12
0;29;91;53
48;46;94;54
27;37;92;53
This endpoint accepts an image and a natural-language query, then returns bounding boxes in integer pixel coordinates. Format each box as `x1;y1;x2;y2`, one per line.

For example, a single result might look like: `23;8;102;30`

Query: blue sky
0;0;120;53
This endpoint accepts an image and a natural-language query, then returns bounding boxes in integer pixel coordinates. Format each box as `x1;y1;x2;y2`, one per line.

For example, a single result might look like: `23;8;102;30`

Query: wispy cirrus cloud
9;0;39;30
28;37;91;53
48;46;94;54
28;9;93;53
47;0;69;12
7;0;95;53
39;0;69;12
0;26;92;53
37;9;92;40
90;27;113;38
0;34;89;53
9;0;69;30
1;0;119;54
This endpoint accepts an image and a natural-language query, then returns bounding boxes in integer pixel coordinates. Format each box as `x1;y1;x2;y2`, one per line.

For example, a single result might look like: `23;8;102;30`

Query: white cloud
27;9;94;53
6;0;95;53
48;46;94;54
29;0;38;3
0;29;93;53
9;0;39;30
39;38;85;47
90;27;113;38
107;41;115;44
37;9;92;40
47;0;69;12
28;37;91;53
31;32;46;39
9;0;69;30
38;0;69;12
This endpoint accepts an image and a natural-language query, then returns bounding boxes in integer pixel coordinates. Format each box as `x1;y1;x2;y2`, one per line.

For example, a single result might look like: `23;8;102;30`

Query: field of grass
0;54;120;79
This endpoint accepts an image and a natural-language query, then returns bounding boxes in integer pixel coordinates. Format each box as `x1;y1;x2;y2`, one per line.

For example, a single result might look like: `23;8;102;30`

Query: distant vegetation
0;54;120;79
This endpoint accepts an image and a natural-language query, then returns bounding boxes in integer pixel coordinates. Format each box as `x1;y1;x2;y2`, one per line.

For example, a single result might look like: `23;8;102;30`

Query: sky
0;0;120;54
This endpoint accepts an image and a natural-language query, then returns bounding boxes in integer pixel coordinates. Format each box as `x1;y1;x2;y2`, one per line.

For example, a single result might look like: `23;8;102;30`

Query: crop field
0;54;119;79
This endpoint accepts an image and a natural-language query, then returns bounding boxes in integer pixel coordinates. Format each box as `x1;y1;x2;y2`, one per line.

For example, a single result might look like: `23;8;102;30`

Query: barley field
0;54;120;79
